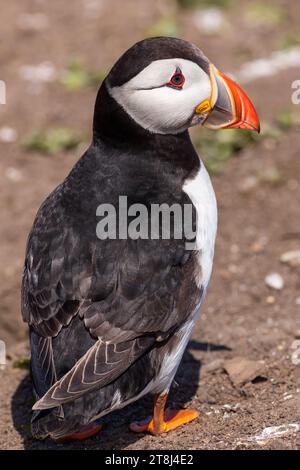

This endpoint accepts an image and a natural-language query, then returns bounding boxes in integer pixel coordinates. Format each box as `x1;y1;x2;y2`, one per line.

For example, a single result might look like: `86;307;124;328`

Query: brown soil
1;0;300;450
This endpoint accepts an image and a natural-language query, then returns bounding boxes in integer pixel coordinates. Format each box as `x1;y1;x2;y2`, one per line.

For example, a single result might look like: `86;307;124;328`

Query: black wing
22;152;198;410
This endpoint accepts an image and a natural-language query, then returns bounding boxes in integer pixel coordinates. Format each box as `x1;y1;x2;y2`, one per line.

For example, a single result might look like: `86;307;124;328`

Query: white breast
183;160;218;288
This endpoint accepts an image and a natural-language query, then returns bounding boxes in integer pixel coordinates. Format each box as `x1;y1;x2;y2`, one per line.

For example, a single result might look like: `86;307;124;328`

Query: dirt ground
1;0;300;450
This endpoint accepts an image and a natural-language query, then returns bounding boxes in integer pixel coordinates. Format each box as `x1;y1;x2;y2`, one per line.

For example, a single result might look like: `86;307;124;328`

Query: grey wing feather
30;330;57;398
33;335;155;410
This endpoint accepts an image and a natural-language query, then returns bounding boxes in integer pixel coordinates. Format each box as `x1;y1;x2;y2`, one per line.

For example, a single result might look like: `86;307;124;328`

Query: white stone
194;8;225;34
265;273;284;290
5;167;22;182
235;48;300;84
249;424;299;442
20;62;56;83
280;250;300;267
0;127;17;143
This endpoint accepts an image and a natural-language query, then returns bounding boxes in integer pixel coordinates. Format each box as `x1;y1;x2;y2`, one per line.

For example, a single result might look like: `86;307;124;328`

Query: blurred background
1;0;300;450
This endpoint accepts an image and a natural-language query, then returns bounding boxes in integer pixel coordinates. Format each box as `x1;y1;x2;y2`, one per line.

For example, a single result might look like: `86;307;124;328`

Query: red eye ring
167;67;185;89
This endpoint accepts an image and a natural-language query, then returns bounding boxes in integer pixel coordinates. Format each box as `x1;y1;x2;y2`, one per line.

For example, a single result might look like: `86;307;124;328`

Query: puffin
21;37;260;442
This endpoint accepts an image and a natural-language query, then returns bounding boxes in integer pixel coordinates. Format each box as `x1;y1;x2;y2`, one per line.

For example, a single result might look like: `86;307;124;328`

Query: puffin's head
105;37;260;135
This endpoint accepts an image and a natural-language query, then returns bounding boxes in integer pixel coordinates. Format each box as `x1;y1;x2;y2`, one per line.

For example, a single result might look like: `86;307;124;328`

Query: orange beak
196;64;260;133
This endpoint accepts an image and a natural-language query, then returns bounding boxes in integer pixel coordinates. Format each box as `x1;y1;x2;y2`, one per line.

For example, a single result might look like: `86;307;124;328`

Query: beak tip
253;120;261;133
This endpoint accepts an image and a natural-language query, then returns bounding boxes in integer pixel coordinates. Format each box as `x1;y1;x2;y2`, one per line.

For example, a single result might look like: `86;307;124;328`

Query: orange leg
55;422;102;443
129;393;199;435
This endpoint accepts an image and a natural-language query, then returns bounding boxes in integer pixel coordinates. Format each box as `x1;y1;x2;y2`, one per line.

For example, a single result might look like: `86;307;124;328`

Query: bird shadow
11;340;231;450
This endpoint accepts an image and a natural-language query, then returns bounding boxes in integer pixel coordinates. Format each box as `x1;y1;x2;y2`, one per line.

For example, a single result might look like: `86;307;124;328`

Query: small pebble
265;273;284;290
0;127;17;143
5;167;22;182
223;403;240;412
280;250;300;268
250;242;264;254
228;264;239;274
266;295;276;304
239;175;258;193
194;8;225;35
249;424;300;442
20;62;56;83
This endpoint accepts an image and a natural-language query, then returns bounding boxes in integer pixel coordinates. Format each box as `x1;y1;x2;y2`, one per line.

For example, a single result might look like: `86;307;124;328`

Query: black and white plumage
22;37;259;440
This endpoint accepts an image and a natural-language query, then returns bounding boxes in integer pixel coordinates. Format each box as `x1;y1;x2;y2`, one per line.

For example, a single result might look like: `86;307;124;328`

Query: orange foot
129;394;199;435
55;422;102;443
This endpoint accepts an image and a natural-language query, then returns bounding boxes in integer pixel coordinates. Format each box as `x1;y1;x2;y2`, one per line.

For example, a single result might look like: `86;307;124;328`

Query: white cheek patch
108;58;211;134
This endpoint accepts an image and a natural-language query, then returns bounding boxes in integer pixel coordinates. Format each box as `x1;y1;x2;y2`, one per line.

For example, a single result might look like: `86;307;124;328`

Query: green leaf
61;60;90;91
23;128;83;155
61;60;107;91
194;128;262;174
276;109;300;130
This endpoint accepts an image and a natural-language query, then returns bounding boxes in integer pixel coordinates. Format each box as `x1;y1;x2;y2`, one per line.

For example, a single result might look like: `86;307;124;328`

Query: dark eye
167;68;185;89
